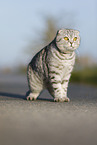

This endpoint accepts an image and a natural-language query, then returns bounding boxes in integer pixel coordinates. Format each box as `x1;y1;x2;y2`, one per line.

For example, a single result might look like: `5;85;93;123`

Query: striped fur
26;29;80;102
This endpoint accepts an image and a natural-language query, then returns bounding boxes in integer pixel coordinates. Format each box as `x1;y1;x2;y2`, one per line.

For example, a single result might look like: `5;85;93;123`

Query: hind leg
26;65;43;101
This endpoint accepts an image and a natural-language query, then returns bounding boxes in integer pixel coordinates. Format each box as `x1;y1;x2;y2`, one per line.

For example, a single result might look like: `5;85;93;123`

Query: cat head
55;29;80;54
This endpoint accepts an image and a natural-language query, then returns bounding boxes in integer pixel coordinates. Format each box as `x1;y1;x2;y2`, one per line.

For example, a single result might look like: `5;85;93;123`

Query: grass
71;66;97;86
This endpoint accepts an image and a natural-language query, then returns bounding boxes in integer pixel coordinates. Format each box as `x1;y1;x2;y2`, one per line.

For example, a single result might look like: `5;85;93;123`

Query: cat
26;29;80;102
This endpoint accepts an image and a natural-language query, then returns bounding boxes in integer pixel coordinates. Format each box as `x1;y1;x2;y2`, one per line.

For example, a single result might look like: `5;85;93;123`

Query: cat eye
64;37;69;41
73;37;77;41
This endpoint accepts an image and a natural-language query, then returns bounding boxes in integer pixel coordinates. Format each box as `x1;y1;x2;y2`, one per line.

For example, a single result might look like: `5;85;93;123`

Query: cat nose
70;42;73;46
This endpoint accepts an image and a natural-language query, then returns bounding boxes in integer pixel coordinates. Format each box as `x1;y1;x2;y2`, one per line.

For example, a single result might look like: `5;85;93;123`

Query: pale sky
0;0;97;68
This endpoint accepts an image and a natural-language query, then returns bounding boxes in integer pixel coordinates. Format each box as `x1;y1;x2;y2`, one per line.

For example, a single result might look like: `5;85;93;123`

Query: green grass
71;67;97;86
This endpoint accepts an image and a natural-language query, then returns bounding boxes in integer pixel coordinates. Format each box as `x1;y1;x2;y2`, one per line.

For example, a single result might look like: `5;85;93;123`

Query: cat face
56;29;80;53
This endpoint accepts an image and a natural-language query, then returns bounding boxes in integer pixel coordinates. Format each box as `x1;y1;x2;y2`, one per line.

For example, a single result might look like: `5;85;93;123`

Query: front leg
48;73;69;102
53;83;70;102
61;74;71;102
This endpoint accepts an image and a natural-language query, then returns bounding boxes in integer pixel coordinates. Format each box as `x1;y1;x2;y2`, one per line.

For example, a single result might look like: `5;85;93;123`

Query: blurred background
0;0;97;86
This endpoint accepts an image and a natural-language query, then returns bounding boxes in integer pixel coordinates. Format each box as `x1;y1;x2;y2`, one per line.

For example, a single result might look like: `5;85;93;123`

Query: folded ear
57;29;64;35
75;30;80;35
58;29;63;33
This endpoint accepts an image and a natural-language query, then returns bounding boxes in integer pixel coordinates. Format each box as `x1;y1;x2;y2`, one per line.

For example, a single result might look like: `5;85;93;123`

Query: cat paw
26;94;37;101
54;97;70;102
27;96;36;101
64;97;70;102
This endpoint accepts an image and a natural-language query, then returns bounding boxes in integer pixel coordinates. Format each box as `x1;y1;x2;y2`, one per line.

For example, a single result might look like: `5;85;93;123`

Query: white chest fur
47;48;75;82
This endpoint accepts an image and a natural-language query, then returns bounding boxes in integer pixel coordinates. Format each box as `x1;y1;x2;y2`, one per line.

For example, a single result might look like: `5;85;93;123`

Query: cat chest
62;63;73;77
49;59;74;78
60;61;73;77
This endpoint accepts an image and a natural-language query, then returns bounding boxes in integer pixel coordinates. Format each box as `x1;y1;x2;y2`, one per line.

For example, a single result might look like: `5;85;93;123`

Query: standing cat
26;29;80;102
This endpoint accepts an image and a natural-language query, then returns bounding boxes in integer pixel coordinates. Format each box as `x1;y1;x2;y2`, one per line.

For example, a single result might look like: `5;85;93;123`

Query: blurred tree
25;17;58;56
42;17;57;45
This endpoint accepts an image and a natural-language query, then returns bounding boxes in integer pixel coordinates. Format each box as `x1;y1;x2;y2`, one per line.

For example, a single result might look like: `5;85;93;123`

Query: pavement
0;73;97;145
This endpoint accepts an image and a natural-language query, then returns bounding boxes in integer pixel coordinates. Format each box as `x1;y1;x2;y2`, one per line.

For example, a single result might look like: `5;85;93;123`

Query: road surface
0;73;97;145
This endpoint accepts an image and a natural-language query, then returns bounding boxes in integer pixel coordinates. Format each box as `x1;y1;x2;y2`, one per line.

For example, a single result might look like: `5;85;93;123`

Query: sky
0;0;97;68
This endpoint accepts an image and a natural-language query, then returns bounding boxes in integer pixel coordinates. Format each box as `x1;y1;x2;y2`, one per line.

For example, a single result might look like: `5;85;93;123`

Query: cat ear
75;30;80;35
57;29;64;34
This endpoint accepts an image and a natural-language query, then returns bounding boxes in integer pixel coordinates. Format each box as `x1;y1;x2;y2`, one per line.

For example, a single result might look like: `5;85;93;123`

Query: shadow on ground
0;84;97;103
0;92;26;100
0;90;54;102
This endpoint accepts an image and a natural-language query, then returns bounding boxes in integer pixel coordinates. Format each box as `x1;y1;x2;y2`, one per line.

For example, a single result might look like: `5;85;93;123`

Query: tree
42;17;57;45
25;17;58;56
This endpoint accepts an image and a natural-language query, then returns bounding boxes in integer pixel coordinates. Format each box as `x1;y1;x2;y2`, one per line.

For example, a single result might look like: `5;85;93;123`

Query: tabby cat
26;29;80;102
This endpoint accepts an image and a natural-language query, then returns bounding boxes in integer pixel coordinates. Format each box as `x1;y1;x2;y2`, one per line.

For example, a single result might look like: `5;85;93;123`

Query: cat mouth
65;47;75;53
65;46;75;50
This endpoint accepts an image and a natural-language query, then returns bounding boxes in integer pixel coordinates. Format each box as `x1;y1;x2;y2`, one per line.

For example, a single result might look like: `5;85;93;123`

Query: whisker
75;49;80;62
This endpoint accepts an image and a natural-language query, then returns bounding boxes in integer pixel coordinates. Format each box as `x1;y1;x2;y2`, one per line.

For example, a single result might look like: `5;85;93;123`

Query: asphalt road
0;73;97;145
